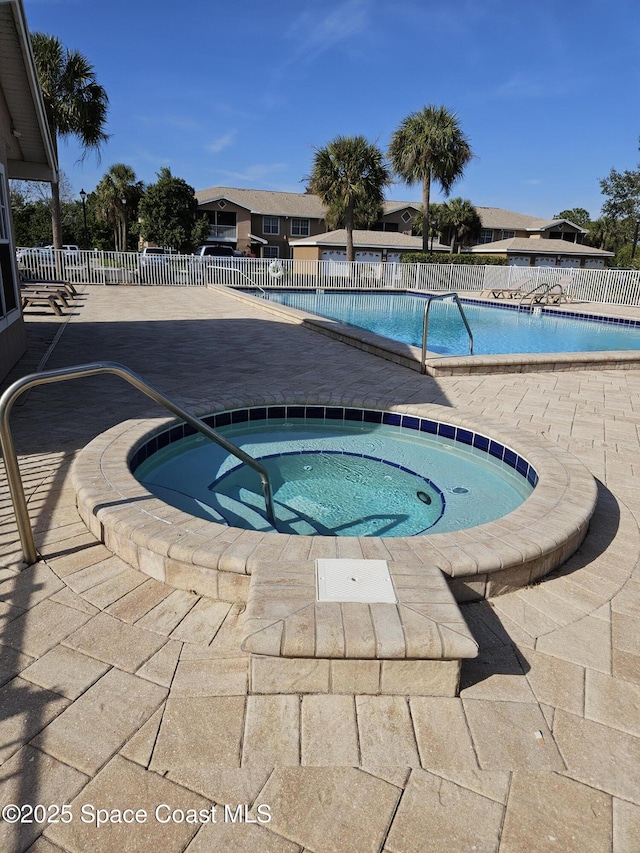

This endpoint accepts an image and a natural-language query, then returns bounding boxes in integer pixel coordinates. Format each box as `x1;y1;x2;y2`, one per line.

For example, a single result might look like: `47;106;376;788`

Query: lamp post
79;189;87;248
120;197;127;253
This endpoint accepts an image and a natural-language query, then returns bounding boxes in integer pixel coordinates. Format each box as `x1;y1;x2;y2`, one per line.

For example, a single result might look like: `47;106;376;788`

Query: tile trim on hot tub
129;404;538;488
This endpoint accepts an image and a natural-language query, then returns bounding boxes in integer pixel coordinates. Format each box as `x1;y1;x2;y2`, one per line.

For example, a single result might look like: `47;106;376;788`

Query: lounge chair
479;281;528;299
21;284;70;309
20;292;64;316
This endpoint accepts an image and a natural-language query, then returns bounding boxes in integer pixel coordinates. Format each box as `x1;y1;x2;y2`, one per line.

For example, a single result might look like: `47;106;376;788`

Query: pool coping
72;396;598;604
213;284;640;376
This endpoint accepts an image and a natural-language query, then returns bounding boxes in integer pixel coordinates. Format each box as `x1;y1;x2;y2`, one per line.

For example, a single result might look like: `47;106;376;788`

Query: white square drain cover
316;559;397;603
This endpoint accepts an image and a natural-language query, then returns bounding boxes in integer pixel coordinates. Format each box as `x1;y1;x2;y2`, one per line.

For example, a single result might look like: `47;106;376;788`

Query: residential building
290;229;448;262
195;188;613;268
0;0;57;380
194;186;423;259
469;207;613;268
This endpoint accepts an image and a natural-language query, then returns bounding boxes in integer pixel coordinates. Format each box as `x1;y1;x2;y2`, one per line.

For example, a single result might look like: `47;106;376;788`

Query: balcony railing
208;225;237;241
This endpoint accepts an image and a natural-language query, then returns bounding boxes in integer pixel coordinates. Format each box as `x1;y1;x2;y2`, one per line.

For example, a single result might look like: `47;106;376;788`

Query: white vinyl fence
16;248;640;306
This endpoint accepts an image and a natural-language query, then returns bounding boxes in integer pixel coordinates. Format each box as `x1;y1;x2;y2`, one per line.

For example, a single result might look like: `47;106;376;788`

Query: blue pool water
134;415;533;537
260;291;640;356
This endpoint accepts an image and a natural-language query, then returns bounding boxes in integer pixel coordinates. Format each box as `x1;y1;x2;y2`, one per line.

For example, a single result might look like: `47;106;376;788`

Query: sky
22;0;640;220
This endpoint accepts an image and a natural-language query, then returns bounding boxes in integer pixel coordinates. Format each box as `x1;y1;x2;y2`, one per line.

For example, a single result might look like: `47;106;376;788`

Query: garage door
559;257;580;268
508;256;531;267
534;256;557;267
321;249;347;261
320;250;383;262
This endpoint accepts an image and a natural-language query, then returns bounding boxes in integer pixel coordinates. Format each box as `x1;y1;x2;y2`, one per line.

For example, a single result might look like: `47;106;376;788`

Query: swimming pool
260;291;640;356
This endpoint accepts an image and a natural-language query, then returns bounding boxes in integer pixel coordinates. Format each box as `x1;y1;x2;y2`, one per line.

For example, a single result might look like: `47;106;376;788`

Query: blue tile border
130;405;538;491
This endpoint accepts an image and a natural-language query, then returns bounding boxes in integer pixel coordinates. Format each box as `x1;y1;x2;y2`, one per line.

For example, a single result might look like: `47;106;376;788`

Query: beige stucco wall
292;245;321;261
380;207;417;233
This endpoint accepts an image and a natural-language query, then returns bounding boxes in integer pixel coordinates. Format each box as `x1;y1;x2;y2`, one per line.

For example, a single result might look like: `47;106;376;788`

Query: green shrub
400;252;507;265
614;243;640;269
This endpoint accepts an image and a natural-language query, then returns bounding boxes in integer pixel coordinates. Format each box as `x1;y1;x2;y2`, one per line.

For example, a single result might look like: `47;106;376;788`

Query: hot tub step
241;559;478;697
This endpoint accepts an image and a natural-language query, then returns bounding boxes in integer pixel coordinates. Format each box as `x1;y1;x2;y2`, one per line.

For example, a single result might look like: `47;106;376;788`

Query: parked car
193;244;237;259
44;244;79;257
138;246;170;267
16;247;56;279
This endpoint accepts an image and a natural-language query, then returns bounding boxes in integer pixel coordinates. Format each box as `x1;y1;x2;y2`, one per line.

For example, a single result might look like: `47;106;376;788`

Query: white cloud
206;130;237;155
211;162;290;188
285;0;370;62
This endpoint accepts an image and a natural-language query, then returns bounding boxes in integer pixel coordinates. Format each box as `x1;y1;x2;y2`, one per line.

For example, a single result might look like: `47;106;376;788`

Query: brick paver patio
0;284;639;851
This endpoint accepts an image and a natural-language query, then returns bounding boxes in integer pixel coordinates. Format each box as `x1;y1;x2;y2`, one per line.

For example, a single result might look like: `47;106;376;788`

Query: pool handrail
0;361;277;565
205;263;268;295
421;292;473;373
517;281;557;312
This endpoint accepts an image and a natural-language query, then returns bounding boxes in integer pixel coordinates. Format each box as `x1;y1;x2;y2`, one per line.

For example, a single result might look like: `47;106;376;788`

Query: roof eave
4;0;58;183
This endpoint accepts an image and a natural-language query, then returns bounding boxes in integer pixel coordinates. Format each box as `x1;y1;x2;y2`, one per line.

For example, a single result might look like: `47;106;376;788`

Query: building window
291;218;310;237
0;167;17;316
208;210;236;240
501;230;515;240
401;210;413;223
263;246;279;258
263;216;279;235
479;229;494;244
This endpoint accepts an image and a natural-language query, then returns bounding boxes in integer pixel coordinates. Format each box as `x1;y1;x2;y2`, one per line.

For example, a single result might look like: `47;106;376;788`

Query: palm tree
441;197;482;253
31;33;109;249
308;135;390;262
411;203;446;251
94;164;143;251
389;105;473;253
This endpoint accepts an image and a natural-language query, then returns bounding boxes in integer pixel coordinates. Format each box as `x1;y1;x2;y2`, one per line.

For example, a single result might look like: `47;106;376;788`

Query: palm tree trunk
422;172;431;254
345;205;355;263
50;179;63;250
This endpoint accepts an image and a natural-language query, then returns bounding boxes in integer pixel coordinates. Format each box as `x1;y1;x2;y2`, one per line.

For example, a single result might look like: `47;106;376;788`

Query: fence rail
16;248;640;306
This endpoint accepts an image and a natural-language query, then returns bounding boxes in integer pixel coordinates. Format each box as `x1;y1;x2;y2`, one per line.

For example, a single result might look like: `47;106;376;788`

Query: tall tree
138;167;208;252
94;164;143;251
441;197;482;253
389;105;473;253
31;33;109;249
600;166;640;222
553;207;591;228
308;135;390;262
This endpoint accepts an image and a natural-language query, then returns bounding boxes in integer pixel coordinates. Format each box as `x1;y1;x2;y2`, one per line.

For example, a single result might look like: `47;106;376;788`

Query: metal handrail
517;281;555;312
0;361;277;565
205;263;267;295
421;292;473;373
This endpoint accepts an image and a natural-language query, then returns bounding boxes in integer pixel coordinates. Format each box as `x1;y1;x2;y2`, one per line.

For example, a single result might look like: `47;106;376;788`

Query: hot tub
72;397;597;603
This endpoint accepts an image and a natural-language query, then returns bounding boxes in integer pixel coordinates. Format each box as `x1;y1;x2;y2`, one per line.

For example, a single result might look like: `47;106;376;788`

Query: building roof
195;186;421;220
0;0;57;182
470;237;614;257
195;186;326;218
195;187;590;242
290;229;449;251
476;208;587;234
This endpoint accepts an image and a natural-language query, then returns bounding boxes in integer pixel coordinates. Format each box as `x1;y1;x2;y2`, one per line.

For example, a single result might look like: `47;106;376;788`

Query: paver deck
1;284;640;851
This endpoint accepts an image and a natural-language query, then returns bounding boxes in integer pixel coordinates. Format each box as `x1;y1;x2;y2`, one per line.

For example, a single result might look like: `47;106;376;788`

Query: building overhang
0;0;57;183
